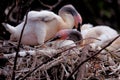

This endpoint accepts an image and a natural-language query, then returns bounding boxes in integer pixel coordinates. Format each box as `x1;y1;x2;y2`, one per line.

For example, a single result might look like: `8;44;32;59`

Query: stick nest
0;40;120;80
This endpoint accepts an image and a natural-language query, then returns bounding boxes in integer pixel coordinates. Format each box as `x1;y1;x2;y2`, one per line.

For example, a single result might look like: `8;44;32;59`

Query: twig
66;34;120;80
40;55;63;71
39;49;74;71
45;70;51;80
38;0;63;10
76;45;89;80
20;46;77;80
5;0;20;23
61;63;69;77
16;3;22;24
11;9;29;80
5;3;16;22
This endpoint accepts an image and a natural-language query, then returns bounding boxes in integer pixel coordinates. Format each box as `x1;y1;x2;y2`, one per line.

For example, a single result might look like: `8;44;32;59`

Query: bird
46;40;76;49
105;36;120;51
3;4;82;46
48;29;83;48
80;24;118;49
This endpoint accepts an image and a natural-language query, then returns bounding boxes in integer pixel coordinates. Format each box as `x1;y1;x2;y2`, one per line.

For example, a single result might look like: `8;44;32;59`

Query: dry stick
11;0;34;78
11;11;28;80
6;0;19;23
66;34;120;80
20;46;77;80
5;3;16;22
11;0;34;79
76;46;88;80
38;0;63;10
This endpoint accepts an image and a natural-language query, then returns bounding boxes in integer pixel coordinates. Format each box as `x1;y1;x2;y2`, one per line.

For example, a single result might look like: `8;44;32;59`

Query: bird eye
56;35;62;39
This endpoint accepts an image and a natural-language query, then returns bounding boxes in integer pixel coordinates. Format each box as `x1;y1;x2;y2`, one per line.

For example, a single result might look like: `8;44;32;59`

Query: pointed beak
48;29;69;42
59;4;82;31
49;36;61;42
74;13;82;31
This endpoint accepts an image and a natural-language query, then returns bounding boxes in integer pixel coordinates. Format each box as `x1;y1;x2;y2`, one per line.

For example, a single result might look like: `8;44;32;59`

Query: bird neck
59;13;75;29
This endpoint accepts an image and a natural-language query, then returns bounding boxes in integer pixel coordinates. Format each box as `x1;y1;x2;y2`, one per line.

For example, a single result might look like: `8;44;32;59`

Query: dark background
0;0;120;40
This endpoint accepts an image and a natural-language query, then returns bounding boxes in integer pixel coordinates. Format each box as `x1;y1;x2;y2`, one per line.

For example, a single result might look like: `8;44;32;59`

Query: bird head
49;29;83;45
59;4;82;31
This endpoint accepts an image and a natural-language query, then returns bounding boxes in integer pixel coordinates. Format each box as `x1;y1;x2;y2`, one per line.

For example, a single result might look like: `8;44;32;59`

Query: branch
76;45;89;80
5;3;16;22
66;34;120;80
38;0;63;10
11;9;29;80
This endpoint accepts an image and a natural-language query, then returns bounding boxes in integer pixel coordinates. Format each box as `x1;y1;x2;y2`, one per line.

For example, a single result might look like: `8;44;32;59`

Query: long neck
58;13;75;29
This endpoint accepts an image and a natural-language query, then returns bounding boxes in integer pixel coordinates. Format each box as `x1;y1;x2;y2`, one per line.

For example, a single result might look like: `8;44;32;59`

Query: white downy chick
81;24;118;49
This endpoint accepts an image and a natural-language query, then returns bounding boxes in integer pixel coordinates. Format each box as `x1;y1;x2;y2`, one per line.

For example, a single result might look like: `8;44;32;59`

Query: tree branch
38;0;63;10
11;8;29;80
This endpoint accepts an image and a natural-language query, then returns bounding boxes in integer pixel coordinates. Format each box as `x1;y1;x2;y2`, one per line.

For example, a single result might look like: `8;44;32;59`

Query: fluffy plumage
81;24;118;49
3;5;82;45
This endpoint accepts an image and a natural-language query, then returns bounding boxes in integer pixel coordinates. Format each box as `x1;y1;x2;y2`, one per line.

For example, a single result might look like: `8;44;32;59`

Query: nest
0;40;120;80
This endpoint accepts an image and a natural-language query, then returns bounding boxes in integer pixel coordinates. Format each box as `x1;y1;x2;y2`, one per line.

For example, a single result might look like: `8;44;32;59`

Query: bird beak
49;36;61;42
59;4;82;31
74;13;82;31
